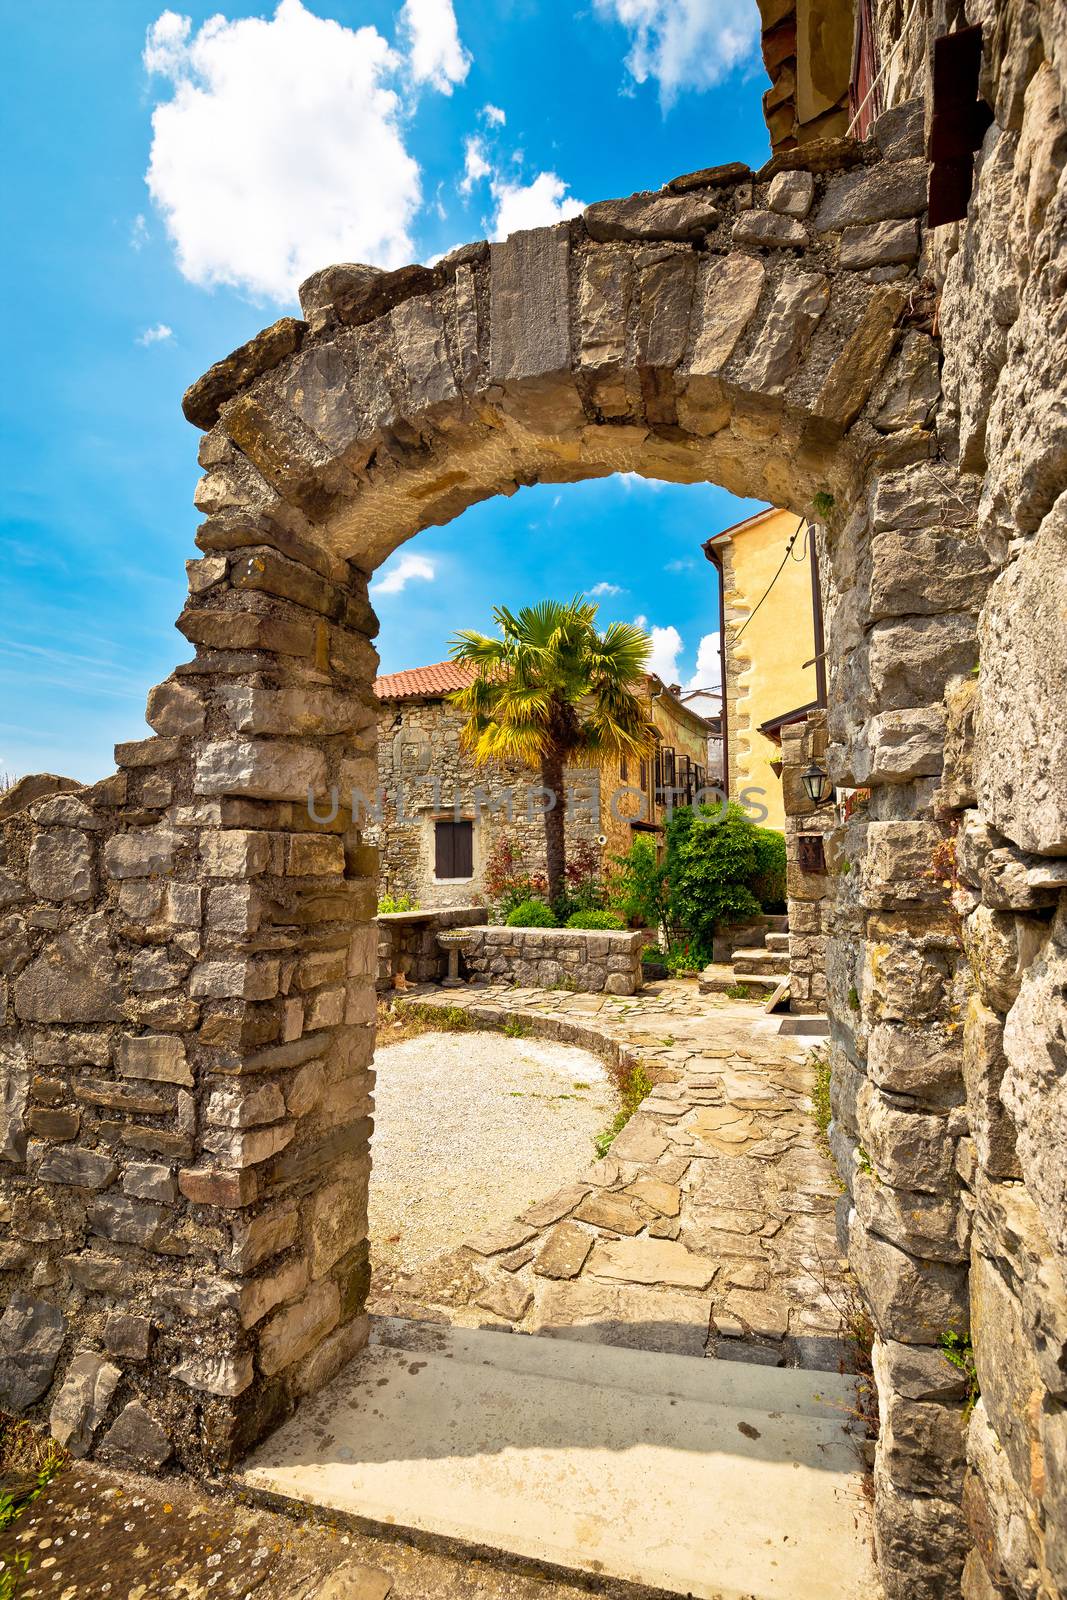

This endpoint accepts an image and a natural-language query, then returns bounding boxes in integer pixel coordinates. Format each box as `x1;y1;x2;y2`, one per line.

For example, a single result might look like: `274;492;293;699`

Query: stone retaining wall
375;907;483;992
459;926;647;995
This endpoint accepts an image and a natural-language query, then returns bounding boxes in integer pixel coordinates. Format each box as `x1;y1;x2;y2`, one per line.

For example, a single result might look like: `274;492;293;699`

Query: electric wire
729;515;809;644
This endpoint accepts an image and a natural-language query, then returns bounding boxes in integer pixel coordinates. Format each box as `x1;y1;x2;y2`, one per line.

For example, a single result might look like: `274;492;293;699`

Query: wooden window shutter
435;819;473;878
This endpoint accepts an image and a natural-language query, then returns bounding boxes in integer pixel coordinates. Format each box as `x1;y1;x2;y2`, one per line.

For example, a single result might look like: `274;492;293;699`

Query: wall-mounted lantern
802;760;834;806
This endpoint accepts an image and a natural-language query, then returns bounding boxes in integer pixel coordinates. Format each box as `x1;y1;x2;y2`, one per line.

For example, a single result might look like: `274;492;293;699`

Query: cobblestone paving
371;981;849;1370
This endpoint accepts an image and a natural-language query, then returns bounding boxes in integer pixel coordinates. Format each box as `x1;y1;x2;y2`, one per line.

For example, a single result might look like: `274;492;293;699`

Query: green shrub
664;940;700;975
749;827;787;911
664;804;761;961
506;899;558;927
609;835;670;931
565;908;625;929
377;892;418;914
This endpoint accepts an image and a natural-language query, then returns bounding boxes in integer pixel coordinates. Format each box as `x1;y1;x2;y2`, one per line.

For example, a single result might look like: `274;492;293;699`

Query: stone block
201;1121;295;1168
963;996;1021;1179
815;158;928;232
180;1158;259;1203
767;168;814;216
200;829;272;878
868;614;978;713
1002;906;1067;1256
104;826;179;880
49;1349;123;1457
14;916;125;1026
0;1293;66;1410
227;1203;300;1271
173;1350;255;1397
872;331;941;432
308;1173;367;1279
36;1143;117;1190
103;1312;152;1361
488;224;582;428
975;494;1067;854
588;1236;716;1289
286;834;345;876
732;208;808;247
258;1280;340;1376
534;1221;594;1279
90;1194;167;1248
27;829;94;903
840;219;920;269
866;1023;962;1105
583;190;720;240
98;1400;173;1470
194;740;327;801
869;529;993;622
739;268;829;395
116;1035;192;1086
849;1219;968;1344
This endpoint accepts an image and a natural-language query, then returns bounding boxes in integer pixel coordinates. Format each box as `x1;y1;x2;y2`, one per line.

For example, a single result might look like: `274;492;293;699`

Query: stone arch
0;117;968;1555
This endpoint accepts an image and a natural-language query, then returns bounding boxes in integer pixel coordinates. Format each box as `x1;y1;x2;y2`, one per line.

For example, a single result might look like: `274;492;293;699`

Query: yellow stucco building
703;507;823;831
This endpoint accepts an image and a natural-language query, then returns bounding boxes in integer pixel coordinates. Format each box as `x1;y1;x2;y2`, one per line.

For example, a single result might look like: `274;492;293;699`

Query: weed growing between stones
725;983;753;1000
940;1330;980;1417
503;1017;530;1038
0;1418;66;1599
594;1063;654;1158
810;1048;832;1157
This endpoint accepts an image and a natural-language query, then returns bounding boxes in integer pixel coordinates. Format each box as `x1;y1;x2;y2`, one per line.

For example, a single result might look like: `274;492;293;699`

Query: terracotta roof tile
373;660;476;701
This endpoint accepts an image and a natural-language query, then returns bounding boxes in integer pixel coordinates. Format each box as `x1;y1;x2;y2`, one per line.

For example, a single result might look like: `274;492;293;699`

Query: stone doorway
2;110;986;1596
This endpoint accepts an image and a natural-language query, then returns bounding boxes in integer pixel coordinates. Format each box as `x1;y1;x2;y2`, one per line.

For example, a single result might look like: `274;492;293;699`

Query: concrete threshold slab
239;1326;878;1600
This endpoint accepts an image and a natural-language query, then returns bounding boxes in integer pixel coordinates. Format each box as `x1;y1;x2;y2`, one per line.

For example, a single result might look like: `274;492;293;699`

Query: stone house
703;505;824;829
368;660;717;908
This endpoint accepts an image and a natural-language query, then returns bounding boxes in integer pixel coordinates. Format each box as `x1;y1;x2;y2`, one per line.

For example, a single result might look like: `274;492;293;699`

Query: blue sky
2;0;772;783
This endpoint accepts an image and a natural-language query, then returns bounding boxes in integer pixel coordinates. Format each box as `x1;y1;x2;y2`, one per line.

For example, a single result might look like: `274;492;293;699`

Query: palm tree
449;597;657;906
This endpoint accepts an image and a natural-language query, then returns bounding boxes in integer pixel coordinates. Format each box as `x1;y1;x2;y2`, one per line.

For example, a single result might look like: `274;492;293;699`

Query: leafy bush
665;804;787;963
749;827;787;912
484;836;548;921
377;892;418;913
664;940;701;975
609;835;670;931
506;899;558;927
565;908;625;929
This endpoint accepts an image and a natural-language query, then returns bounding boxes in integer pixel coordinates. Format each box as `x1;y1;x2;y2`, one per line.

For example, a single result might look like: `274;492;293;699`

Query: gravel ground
369;1031;615;1273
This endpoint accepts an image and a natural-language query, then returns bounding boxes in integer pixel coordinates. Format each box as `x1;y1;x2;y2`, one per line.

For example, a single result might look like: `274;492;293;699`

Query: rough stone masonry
0;7;1065;1596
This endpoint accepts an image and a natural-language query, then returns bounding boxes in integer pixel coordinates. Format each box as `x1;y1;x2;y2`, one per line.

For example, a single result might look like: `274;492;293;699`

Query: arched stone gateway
1;73;1066;1600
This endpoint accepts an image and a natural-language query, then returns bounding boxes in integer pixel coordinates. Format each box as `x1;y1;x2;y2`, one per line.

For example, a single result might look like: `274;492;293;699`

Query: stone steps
765;931;790;951
239;1322;876;1600
732;949;791;976
697;962;783;996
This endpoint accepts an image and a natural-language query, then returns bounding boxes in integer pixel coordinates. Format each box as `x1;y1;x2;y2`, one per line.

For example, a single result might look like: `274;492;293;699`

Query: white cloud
371;552;436;595
398;0;470;93
143;0;422;302
590;581;624;597
130;213;150;250
137;323;174;345
644;623;684;684
688;630;722;692
482;102;506;126
618;472;666;492
490;170;585;240
665;557;695;572
594;0;760;106
460;134;491;195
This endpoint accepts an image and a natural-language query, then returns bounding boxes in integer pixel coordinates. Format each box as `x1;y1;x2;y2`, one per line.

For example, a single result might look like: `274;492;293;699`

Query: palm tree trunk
540;750;566;907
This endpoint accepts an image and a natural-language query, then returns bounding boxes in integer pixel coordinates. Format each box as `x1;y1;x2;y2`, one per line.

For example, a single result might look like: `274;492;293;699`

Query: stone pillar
780;710;834;1014
0;464;382;1470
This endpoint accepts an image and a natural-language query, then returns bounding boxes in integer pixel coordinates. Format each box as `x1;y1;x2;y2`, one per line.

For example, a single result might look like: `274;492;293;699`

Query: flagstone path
370;981;850;1371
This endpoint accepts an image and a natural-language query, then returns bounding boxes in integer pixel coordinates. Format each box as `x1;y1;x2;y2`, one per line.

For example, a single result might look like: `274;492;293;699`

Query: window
434;819;473;879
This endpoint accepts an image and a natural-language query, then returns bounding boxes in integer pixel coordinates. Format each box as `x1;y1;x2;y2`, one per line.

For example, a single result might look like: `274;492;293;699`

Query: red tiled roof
373;660;476;701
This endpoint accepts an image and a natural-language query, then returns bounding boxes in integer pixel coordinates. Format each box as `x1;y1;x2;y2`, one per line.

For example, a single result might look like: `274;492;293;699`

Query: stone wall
806;6;1067;1598
460;926;647;995
375;907;483;992
368;696;602;910
779;710;834;1015
0;545;381;1471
